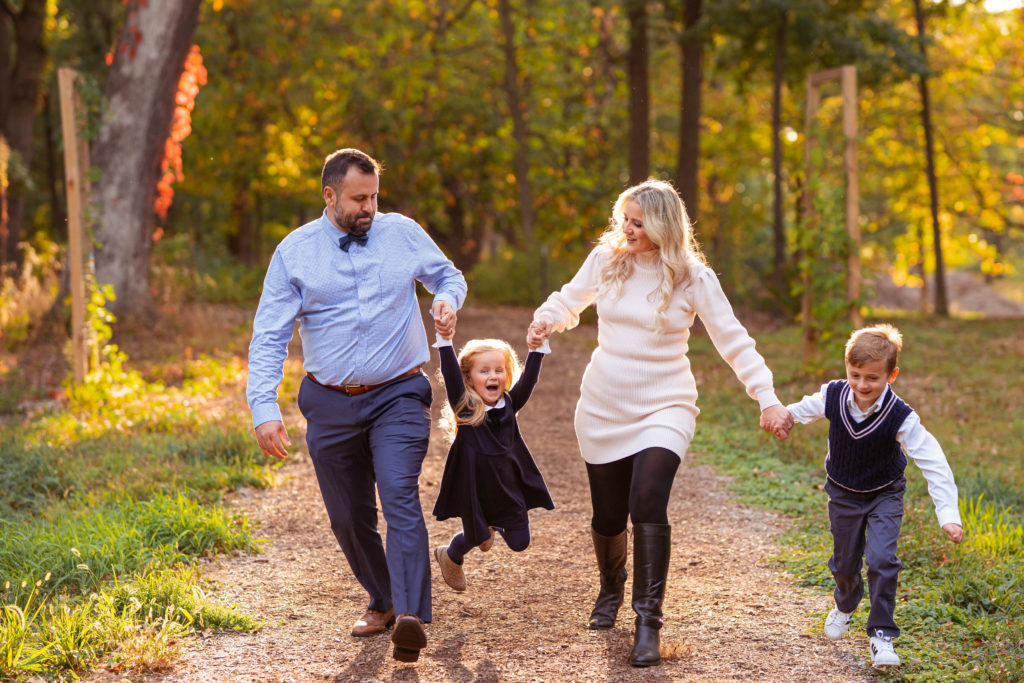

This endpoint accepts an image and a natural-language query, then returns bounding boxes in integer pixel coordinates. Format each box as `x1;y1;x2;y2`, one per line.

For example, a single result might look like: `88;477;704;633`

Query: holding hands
761;404;794;440
527;318;552;351
433;300;457;340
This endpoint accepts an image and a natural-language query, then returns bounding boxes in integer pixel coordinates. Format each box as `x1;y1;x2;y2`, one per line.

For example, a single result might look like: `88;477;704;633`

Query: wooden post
58;67;88;384
802;65;862;361
840;65;862;328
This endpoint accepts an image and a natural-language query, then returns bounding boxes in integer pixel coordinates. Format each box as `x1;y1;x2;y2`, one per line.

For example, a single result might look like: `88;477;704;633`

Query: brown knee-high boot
587;527;628;629
629;522;671;667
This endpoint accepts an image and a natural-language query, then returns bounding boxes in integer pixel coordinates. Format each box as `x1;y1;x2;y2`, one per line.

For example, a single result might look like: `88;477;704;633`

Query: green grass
0;347;273;681
690;316;1024;681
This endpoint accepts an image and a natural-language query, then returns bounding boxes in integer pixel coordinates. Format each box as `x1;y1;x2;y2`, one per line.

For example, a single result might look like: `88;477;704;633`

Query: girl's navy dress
431;345;554;546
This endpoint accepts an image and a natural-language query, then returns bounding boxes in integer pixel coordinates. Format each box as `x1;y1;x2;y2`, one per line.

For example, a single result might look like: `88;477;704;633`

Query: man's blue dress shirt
247;210;467;428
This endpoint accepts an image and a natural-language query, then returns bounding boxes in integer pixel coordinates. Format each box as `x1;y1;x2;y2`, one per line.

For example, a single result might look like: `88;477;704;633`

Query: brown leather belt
306;366;421;396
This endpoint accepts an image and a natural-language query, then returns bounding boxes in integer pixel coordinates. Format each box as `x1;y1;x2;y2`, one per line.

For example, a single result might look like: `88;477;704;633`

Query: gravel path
89;305;875;682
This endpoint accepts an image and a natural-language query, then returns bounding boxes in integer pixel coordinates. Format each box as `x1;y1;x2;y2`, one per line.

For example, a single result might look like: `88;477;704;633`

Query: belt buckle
343;384;365;392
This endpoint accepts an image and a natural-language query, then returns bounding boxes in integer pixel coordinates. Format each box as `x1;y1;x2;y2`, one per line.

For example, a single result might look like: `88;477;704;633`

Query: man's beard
335;208;374;236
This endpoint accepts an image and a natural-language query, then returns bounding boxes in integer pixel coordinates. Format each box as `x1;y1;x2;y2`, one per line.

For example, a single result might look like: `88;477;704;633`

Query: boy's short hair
845;324;903;373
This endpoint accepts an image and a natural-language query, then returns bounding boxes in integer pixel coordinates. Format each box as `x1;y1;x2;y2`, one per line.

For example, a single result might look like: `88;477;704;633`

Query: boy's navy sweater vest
824;380;912;492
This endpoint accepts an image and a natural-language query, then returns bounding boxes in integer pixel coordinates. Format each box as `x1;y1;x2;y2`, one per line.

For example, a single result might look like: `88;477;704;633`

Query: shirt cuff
252;403;283;429
532;339;551;354
433;334;453;348
936;505;962;528
756;390;782;412
785;405;816;424
432;294;459;312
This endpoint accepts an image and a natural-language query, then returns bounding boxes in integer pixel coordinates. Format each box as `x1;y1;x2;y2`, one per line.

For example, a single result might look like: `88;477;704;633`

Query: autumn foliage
154;45;207;231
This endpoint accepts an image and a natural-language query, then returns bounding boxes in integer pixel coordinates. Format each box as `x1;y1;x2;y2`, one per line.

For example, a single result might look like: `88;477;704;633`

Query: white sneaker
824;607;852;640
870;636;900;667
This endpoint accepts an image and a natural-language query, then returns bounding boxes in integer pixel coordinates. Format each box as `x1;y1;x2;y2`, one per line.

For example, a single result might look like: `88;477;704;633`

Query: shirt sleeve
533;248;602;333
509;351;544;411
786;383;830;424
899;411;961;528
246;249;302;428
438;343;467;407
689;267;780;411
406;221;467;312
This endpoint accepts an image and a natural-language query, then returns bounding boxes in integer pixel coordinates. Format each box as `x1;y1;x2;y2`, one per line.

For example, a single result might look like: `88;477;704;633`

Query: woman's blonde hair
438;339;521;440
596;179;706;331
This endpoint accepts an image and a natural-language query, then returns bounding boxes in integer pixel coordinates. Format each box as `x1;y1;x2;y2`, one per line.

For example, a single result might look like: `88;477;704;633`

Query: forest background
1;0;1023;681
1;0;1022;325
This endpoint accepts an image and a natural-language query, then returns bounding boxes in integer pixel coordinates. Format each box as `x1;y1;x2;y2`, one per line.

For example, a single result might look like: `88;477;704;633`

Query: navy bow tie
339;232;368;252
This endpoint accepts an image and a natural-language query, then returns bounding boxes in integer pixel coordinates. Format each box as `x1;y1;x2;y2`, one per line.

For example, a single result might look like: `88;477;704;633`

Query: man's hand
942;523;964;544
432;300;456;339
527;319;552;350
255;420;291;460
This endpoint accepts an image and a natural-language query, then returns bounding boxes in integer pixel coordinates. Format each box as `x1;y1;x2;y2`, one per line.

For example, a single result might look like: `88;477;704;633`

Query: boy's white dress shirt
787;383;961;528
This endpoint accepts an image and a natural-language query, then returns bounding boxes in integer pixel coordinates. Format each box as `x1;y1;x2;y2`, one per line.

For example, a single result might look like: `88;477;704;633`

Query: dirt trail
90;305;874;682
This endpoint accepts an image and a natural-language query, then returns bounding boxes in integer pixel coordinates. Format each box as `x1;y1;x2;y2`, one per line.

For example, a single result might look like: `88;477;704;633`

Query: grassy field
690;315;1024;682
1;341;273;679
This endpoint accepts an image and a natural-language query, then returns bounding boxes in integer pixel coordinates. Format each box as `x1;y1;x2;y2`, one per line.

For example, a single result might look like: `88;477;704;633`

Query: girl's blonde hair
596;179;706;331
439;339;521;440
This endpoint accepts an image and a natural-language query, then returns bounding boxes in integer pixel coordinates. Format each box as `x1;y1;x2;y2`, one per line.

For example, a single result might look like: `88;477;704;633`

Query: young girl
430;331;554;592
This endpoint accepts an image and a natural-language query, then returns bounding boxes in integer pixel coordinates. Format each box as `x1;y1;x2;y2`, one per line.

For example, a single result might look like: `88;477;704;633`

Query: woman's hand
527;319;552;350
760;404;793;440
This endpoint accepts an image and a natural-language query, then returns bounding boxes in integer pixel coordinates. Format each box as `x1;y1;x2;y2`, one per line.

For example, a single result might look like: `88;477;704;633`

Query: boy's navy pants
825;477;905;639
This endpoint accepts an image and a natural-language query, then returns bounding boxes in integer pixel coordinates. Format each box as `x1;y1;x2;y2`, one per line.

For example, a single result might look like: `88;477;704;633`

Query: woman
528;180;791;667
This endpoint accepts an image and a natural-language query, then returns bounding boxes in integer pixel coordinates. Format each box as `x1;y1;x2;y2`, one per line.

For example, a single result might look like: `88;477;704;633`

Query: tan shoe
479;527;496;552
434;545;467;591
350;606;395;637
391;613;427;662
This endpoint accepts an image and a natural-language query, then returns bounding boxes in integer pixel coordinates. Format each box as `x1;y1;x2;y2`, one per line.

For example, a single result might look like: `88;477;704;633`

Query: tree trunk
499;0;545;294
771;12;787;302
44;91;66;241
0;0;48;268
92;0;202;319
675;0;702;223
229;173;257;266
628;0;649;185
913;0;948;316
437;169;483;274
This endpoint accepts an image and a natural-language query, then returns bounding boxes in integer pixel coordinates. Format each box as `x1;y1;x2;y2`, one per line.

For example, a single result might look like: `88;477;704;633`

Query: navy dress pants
298;372;433;622
826;477;905;638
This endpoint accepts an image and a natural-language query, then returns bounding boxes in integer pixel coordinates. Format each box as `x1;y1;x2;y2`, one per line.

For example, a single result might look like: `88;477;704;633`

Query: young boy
776;323;963;668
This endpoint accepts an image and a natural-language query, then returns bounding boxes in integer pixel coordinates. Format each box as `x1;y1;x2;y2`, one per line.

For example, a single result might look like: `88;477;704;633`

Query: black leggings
586;447;681;537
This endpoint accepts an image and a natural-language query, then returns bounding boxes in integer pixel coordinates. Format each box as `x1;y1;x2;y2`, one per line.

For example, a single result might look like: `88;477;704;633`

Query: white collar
845;383;889;416
485;397;506;411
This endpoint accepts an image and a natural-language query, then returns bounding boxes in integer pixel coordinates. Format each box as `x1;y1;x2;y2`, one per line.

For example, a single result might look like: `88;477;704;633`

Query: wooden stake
58;67;87;385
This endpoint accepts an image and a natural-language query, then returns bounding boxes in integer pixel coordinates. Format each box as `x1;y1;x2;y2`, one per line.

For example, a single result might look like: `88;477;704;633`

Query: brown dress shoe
350;607;395;637
434;545;467;592
391;613;427;662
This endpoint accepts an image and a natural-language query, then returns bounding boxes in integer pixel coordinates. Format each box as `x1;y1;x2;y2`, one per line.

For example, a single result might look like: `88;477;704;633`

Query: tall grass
689;316;1024;681
0;493;257;598
1;301;274;679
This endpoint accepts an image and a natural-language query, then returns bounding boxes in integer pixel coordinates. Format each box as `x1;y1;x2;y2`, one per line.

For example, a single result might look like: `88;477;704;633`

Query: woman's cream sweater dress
534;246;780;465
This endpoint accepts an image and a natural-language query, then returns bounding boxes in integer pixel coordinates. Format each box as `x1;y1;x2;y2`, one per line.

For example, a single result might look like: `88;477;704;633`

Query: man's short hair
845;324;903;373
321;148;382;191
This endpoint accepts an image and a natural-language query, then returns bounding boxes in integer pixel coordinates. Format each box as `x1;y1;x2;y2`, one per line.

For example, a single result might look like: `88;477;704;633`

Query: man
247;148;466;663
